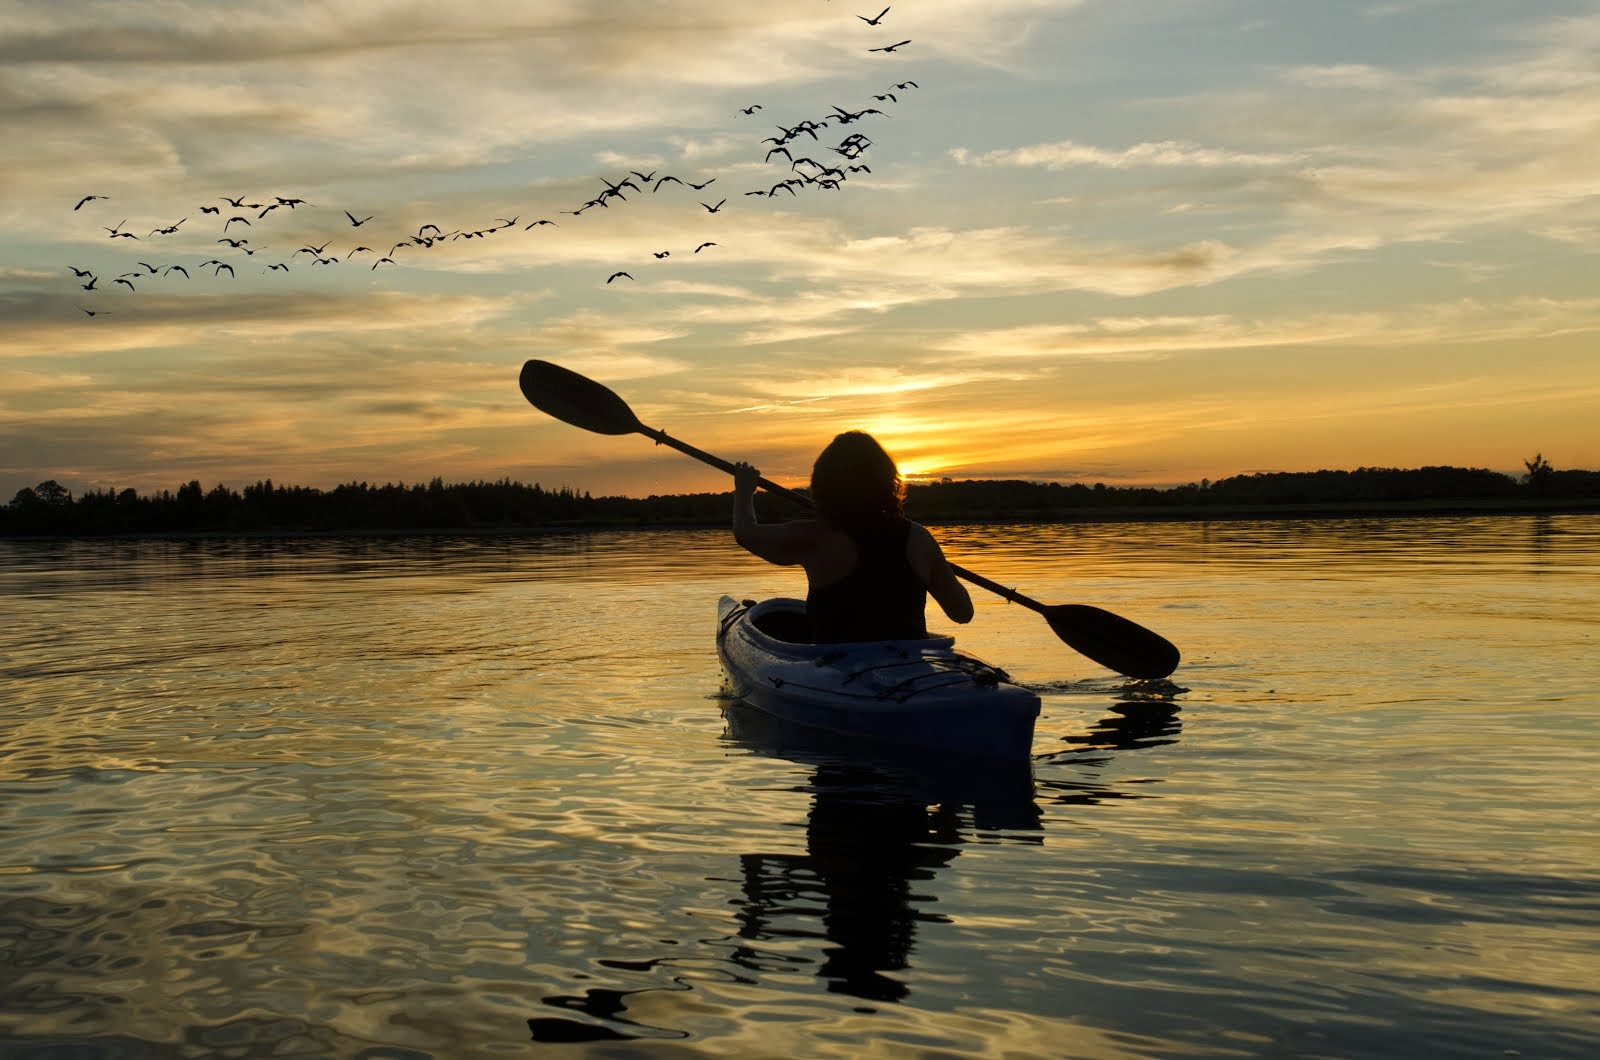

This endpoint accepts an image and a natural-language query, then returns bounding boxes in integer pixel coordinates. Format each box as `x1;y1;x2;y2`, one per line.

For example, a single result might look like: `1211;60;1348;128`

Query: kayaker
732;431;974;643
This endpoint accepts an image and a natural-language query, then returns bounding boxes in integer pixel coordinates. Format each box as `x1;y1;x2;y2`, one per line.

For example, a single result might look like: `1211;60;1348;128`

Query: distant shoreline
4;496;1595;541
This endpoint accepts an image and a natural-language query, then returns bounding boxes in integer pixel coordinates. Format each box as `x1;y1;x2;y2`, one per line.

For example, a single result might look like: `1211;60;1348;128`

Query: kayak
717;596;1041;760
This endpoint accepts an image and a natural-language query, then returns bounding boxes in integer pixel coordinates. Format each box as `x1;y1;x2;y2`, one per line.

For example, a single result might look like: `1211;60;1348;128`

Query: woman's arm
732;462;819;567
909;523;974;624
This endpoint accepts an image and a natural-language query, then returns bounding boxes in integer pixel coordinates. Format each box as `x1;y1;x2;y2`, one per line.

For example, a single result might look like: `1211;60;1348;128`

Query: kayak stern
717;596;1040;760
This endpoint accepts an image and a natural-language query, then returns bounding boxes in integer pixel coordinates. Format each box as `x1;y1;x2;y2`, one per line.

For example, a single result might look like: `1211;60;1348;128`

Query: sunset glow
3;1;1597;502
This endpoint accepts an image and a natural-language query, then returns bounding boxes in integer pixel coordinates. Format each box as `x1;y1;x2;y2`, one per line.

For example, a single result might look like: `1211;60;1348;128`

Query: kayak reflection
720;702;1039;1003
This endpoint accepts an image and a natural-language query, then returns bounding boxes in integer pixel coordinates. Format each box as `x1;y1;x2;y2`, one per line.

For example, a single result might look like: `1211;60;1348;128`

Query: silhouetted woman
733;431;973;643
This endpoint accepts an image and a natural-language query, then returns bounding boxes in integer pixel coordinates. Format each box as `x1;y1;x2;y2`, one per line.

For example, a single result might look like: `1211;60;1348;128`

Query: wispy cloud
932;297;1600;363
952;140;1303;170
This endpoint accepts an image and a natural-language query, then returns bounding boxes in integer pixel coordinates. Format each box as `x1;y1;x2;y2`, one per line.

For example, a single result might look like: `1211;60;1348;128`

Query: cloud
931;296;1600;363
0;289;526;359
952;140;1303;171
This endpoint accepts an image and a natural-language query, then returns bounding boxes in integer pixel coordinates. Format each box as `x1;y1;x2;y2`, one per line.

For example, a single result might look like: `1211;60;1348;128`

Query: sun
895;458;941;481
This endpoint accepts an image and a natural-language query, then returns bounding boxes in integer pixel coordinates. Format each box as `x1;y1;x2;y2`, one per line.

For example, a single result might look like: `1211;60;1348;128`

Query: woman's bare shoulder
902;520;948;573
905;520;941;550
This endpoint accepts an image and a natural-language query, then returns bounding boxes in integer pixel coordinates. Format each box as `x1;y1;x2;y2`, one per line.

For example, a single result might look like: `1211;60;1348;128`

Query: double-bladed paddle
518;359;1181;680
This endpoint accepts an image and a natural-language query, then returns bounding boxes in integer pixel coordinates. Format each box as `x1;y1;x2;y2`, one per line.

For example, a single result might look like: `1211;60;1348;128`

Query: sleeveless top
806;517;929;643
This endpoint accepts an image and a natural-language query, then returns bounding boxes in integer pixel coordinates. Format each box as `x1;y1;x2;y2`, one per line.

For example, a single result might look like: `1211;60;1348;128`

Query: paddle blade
519;359;643;436
1044;604;1180;680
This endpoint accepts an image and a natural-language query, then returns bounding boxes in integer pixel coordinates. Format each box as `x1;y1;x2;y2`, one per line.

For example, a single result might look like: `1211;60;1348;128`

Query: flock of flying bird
61;10;918;317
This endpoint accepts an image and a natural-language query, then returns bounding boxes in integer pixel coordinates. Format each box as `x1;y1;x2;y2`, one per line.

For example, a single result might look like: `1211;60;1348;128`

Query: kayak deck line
767;667;997;705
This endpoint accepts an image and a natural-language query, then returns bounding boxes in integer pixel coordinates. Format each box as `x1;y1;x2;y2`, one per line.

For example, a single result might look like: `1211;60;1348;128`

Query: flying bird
224;216;252;230
700;199;727;213
868;40;911;52
213;262;234;277
135;261;160;274
80;277;98;291
267;263;290;272
73;195;108;210
76;305;108;316
740;105;763;114
606;271;633;283
163;265;189;278
694;242;716;253
218;237;249;248
893;80;918;89
200;205;221;215
344;210;372;227
371;257;396;270
832;105;883;122
114;277;135;291
525;219;558;228
685;178;716;190
858;7;890;25
653;175;684;191
68;266;94;278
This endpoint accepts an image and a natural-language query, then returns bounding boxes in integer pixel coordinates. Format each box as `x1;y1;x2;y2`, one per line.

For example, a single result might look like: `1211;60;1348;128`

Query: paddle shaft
635;422;1055;615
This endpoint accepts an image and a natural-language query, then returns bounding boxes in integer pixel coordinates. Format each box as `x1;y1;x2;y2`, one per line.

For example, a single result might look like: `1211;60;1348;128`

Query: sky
3;0;1597;502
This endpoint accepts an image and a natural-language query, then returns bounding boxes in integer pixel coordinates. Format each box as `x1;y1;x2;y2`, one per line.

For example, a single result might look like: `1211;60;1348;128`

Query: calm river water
2;515;1597;1058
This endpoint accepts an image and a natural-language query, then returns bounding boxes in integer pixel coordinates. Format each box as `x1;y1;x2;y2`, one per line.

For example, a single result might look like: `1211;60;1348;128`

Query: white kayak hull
716;596;1041;760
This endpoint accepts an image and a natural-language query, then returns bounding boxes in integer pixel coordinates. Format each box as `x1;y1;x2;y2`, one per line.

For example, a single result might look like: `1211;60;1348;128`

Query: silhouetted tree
1523;453;1554;496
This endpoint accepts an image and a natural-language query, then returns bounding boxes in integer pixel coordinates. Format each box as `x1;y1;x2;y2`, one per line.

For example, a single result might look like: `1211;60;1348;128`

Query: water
2;516;1597;1058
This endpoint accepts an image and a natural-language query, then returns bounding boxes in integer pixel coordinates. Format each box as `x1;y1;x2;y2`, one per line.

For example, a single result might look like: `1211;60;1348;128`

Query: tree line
3;459;1596;536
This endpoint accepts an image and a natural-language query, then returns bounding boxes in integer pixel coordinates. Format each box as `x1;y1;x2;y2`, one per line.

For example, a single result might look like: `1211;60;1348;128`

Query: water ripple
2;523;1598;1057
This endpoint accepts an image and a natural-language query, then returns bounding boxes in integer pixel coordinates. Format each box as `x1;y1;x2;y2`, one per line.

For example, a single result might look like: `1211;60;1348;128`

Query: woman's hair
810;431;905;531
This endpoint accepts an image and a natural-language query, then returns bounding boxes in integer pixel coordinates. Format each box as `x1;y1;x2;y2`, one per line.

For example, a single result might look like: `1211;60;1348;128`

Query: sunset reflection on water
2;515;1597;1057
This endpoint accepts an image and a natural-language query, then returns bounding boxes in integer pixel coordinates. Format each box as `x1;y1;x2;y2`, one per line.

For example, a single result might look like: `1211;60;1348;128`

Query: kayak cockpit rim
719;596;958;650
